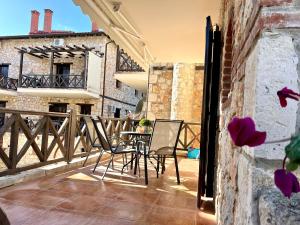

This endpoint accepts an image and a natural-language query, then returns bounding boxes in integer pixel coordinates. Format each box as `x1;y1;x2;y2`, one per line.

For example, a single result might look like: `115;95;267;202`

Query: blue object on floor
187;147;200;159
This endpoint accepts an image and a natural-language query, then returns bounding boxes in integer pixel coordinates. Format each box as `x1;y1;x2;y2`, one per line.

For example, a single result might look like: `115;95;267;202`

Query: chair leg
92;150;104;173
125;153;128;170
102;155;114;180
161;155;166;175
134;152;139;175
111;157;114;169
174;153;180;184
156;155;160;178
130;153;134;170
83;146;93;167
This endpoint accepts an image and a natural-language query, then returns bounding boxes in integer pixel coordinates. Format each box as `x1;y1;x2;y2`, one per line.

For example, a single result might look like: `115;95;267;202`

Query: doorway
55;64;70;88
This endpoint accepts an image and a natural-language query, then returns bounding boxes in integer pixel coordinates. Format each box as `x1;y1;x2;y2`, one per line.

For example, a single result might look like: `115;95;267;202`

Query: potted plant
137;118;152;133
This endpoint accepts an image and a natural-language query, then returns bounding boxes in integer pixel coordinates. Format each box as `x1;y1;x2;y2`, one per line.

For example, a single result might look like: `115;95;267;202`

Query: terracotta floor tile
0;157;216;225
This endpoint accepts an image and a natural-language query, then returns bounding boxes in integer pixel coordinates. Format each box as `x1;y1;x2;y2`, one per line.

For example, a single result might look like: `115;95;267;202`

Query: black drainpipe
101;40;114;116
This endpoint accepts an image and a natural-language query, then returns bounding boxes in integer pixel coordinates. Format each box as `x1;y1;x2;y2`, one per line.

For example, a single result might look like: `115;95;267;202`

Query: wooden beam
18;52;24;87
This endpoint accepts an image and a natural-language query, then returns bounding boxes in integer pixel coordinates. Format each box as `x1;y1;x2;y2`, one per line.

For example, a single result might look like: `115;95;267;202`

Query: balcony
20;74;85;89
16;45;102;99
0;108;213;225
0;76;18;95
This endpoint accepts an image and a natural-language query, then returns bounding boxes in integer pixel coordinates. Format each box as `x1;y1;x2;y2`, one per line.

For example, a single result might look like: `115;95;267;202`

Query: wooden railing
0;76;18;90
0;108;200;176
20;74;85;89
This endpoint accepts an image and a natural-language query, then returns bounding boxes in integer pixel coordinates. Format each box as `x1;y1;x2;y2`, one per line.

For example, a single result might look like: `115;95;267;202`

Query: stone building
0;9;143;121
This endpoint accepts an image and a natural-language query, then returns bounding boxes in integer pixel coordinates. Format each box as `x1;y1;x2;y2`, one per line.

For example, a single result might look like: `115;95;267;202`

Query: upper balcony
0;75;18;96
16;44;103;99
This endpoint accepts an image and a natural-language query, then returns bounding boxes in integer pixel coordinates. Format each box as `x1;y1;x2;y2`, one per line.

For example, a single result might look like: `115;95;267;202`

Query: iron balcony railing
0;76;18;90
20;74;85;89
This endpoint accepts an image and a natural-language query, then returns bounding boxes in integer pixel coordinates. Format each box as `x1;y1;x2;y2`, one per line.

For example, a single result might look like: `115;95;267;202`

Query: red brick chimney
30;10;40;34
43;9;53;33
92;21;99;32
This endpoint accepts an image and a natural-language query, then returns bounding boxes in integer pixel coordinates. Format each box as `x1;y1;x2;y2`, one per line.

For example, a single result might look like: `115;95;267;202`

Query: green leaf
286;161;299;171
285;135;300;162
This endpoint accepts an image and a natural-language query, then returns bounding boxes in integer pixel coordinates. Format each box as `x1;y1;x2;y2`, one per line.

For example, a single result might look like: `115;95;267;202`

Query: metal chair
141;119;183;185
92;117;137;179
83;116;103;166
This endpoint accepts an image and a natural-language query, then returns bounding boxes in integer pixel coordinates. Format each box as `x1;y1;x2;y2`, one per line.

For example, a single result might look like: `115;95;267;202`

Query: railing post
41;117;49;162
66;109;77;162
9;114;19;170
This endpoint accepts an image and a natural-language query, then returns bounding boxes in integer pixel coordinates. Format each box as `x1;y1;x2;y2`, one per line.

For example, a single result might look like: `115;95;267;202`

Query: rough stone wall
0;35;141;117
147;64;173;120
171;63;203;123
147;63;204;123
217;0;300;225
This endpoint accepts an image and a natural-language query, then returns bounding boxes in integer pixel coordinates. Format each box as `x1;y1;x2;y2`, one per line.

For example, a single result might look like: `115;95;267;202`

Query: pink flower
227;117;266;147
277;87;300;107
274;169;300;198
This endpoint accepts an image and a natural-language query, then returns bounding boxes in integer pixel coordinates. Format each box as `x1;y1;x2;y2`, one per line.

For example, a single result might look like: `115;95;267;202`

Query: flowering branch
227;87;300;198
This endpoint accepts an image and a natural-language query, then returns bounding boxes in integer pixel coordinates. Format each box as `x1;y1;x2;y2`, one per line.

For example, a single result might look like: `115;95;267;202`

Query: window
135;89;138;97
114;108;121;118
116;80;121;89
0;65;9;78
79;104;92;115
49;103;68;128
0;101;6;127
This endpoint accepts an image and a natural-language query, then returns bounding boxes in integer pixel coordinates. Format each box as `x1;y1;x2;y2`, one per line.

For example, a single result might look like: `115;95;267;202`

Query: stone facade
217;0;300;225
0;33;143;117
147;63;204;123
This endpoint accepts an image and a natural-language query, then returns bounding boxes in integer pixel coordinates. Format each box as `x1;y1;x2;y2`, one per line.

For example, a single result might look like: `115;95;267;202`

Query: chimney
43;9;53;33
91;21;99;32
30;10;40;34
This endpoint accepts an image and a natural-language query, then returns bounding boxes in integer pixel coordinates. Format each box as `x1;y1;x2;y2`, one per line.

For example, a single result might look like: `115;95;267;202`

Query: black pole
50;52;54;87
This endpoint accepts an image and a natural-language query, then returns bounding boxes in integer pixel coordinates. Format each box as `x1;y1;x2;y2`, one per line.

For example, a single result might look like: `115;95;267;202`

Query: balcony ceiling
73;0;221;68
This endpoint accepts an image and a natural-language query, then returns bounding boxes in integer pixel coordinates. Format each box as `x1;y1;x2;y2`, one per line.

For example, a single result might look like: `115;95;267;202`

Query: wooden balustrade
0;108;201;176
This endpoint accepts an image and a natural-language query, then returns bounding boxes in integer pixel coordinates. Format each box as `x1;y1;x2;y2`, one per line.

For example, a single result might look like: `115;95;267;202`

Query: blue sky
0;0;92;36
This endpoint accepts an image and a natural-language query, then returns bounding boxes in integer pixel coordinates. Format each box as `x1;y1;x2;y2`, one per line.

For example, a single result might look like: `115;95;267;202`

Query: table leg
144;144;148;185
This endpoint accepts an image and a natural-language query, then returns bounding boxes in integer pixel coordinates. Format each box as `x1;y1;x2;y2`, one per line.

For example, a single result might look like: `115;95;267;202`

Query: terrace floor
0;156;216;225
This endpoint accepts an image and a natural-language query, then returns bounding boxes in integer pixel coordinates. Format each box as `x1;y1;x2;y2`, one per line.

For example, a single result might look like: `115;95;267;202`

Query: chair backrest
149;119;183;155
92;117;112;151
83;116;100;146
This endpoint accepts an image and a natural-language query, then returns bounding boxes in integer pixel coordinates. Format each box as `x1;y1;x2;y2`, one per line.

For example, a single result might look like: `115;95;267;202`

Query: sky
0;0;92;36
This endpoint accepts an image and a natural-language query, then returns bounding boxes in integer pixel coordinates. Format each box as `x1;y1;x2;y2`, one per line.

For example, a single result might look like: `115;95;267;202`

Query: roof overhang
73;0;221;67
114;72;148;92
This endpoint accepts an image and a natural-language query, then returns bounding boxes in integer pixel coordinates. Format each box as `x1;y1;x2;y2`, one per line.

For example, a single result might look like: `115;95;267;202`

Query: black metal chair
83;116;104;165
140;119;183;185
91;117;137;179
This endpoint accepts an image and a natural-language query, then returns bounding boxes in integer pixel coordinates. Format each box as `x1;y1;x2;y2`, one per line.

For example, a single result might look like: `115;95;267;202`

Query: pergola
15;44;101;87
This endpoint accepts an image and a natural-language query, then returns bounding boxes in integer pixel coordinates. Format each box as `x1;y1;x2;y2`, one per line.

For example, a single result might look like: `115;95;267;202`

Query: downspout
101;40;114;117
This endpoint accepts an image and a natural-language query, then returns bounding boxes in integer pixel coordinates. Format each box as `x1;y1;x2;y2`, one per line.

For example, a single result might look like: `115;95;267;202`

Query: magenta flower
274;169;300;198
227;117;266;147
277;87;300;107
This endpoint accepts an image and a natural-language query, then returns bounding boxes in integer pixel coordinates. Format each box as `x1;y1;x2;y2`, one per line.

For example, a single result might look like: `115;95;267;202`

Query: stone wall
147;64;173;120
0;34;141;117
217;0;300;225
147;63;204;123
